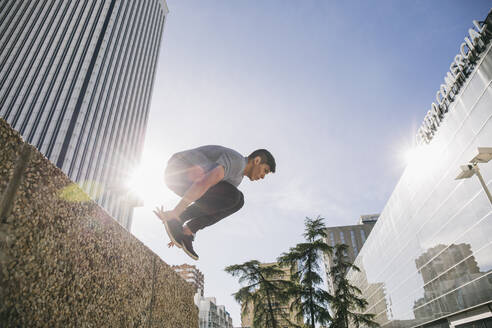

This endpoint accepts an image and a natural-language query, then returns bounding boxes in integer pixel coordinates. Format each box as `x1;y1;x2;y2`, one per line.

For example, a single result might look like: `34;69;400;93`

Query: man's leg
164;159;196;196
160;158;196;249
178;181;244;234
173;181;243;260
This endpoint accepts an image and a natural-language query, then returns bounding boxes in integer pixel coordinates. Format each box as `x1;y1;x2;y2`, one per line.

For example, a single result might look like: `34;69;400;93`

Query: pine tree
225;260;292;328
328;244;379;328
277;216;333;328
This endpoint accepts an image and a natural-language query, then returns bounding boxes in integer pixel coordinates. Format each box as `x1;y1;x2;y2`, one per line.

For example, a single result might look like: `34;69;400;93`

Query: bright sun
126;166;146;198
124;151;179;210
401;141;443;182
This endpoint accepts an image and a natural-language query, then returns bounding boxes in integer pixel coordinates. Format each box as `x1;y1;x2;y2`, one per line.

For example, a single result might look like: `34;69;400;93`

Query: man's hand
153;206;179;223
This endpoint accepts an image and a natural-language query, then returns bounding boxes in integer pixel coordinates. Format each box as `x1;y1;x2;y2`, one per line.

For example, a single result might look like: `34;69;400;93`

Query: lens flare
58;183;91;202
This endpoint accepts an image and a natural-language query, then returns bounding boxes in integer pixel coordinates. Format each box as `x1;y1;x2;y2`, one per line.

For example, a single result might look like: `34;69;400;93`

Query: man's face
249;158;271;181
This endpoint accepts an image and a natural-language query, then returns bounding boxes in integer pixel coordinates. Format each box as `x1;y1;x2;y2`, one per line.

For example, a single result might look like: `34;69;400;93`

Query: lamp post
455;147;492;205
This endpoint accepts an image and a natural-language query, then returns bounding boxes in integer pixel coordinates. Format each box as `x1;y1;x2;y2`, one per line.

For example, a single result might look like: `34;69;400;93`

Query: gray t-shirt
172;145;247;187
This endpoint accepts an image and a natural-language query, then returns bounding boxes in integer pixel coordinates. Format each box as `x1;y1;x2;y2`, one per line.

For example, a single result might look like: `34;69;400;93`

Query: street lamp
455;147;492;205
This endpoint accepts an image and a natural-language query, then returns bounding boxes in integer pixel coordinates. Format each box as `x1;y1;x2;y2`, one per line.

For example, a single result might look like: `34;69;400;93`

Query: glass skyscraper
346;12;492;328
0;0;168;229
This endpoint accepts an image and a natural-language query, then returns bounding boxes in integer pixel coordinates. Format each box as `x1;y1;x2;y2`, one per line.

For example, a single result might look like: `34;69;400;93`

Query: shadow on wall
0;118;197;327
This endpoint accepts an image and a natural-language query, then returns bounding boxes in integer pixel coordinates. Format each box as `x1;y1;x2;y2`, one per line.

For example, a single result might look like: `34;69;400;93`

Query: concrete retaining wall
0;118;198;327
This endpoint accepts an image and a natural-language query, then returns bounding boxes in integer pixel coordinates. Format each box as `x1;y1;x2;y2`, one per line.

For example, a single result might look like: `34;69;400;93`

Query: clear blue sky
131;1;491;325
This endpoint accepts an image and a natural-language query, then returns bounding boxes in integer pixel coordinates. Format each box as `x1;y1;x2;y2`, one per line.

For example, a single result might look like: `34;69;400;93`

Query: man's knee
186;165;206;182
164;171;172;189
164;171;177;192
234;190;244;211
212;182;244;210
164;170;188;196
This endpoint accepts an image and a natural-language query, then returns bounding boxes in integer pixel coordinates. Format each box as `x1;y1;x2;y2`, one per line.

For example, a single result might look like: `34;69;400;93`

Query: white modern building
346;10;492;328
0;0;168;230
194;292;233;328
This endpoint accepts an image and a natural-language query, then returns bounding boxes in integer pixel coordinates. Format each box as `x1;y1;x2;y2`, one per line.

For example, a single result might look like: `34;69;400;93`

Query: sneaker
182;234;199;260
163;219;184;248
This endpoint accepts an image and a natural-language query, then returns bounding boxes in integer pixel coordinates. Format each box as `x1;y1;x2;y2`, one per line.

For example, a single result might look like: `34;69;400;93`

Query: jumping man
154;145;276;260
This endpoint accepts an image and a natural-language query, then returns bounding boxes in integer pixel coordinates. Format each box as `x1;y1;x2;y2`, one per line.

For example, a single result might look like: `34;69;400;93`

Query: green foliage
225;260;293;328
328;244;379;328
277;216;334;328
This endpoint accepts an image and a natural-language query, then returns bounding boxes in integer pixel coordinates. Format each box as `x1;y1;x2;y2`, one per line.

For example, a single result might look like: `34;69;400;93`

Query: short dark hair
248;149;276;173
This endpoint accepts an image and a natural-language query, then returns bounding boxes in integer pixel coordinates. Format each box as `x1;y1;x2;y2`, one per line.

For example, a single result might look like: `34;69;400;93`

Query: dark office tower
322;214;379;294
0;0;168;230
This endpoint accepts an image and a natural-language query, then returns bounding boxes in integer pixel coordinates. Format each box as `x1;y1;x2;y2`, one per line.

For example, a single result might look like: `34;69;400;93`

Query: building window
360;229;366;243
339;231;345;244
329;232;335;246
350;230;358;256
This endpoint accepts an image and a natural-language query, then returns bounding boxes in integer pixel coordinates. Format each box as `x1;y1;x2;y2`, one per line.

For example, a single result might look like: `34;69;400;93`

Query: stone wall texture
0;118;198;327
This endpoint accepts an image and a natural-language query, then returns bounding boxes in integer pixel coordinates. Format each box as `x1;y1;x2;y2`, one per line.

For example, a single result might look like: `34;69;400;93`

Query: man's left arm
156;165;225;221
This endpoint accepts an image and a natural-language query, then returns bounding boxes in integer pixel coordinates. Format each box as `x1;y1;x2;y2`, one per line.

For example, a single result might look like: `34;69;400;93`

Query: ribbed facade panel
0;0;168;230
